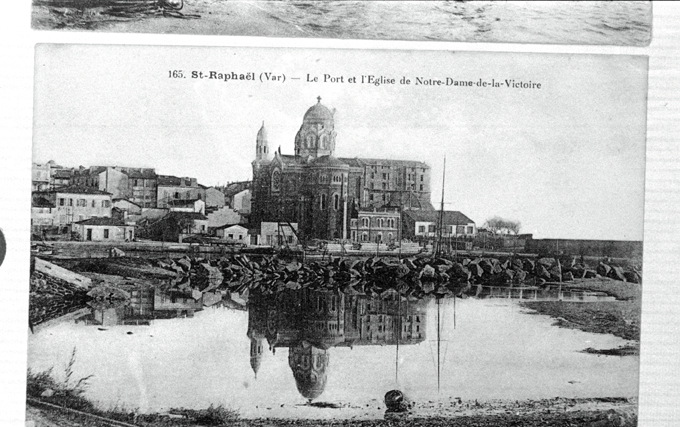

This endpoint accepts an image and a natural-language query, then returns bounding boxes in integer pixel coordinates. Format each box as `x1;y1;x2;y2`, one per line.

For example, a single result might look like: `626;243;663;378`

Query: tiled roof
309;155;349;167
32;197;55;208
167;198;201;206
356;158;429;168
157;175;183;186
36;185;111;196
166;211;208;220
338;157;365;168
75;217;127;226
403;209;475;225
52;169;73;179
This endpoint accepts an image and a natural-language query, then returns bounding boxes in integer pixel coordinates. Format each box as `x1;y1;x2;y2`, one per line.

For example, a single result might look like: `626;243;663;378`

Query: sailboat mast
437;298;441;393
396;294;400;384
436;157;446;257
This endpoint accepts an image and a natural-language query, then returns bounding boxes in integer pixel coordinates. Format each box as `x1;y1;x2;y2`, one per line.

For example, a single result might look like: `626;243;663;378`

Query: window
361;217;369;227
174;192;179;199
320;194;327;210
420;175;424;181
102;200;111;208
420;185;424;191
59;198;65;206
333;194;340;210
369;194;374;201
457;225;465;235
428;225;435;232
68;198;73;206
370;183;374;190
272;170;281;192
382;173;387;180
388;233;393;241
103;229;109;239
362;232;368;242
377;218;384;228
382;182;386;190
228;233;234;239
78;199;86;207
467;226;474;234
91;200;96;208
418;225;425;233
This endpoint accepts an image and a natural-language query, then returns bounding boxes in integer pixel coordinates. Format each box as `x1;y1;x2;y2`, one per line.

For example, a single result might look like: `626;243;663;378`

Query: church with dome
250;97;433;242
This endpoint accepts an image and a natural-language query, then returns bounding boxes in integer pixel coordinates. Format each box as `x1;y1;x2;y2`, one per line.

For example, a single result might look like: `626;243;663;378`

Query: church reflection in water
247;289;429;401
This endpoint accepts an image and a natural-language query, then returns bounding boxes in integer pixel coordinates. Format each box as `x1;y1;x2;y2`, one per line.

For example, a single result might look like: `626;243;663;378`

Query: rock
624;271;641;283
384;390;413;413
537;265;551;280
538;257;555;267
597;262;612;276
40;388;54;398
563;271;574;281
608;266;626;281
421;264;436;279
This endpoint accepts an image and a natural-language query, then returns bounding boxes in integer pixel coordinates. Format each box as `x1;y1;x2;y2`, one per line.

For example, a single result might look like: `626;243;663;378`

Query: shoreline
26;396;638;426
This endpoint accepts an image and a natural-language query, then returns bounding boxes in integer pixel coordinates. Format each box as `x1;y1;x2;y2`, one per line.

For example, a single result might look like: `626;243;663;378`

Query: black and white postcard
24;44;648;426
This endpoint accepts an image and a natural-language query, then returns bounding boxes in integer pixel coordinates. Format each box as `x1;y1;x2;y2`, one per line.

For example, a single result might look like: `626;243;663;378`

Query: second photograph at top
32;0;652;46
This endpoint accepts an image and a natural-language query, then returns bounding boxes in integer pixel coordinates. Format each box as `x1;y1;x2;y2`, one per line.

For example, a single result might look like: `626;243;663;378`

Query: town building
401;209;477;241
70;166;158;208
205;187;226;209
232;189;251;215
250;97;432;242
349;208;401;243
31;186;113;232
32;161;74;191
214;224;249;242
257;222;299;246
221;181;251;207
72;217;135;242
141;211;209;242
31;197;57;236
156;175;206;209
112;198;142;216
167;198;206;215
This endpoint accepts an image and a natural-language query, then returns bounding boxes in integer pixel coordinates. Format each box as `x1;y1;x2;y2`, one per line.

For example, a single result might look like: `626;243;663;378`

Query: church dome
303;97;334;127
288;341;329;401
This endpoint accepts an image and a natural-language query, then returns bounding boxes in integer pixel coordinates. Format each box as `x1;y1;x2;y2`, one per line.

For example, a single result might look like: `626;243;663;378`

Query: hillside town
31;97;483;255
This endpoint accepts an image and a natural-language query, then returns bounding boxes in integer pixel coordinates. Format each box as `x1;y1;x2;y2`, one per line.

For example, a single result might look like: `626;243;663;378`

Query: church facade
250;97;433;242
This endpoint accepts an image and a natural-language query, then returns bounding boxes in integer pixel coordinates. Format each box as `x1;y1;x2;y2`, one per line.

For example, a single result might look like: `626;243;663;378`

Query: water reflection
247;289;428;400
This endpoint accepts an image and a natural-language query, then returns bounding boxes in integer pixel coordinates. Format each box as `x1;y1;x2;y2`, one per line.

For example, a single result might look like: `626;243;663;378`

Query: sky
32;45;647;240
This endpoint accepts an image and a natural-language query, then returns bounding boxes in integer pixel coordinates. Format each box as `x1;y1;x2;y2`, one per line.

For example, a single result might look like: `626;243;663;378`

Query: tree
483;216;521;235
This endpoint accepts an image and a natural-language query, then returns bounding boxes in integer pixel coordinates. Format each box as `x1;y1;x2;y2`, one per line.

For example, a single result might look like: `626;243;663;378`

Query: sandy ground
32;0;306;37
26;397;638;427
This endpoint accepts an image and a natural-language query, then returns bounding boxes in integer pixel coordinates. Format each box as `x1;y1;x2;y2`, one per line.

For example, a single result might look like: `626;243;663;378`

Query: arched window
362;232;368;242
333;194;340;210
376;233;383;243
361;217;369;227
320;194;327;210
388;232;393;241
271;170;281;192
377;218;384;228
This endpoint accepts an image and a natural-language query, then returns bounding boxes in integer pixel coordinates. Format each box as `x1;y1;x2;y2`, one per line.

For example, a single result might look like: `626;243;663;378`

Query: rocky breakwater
145;254;641;300
29;269;89;329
